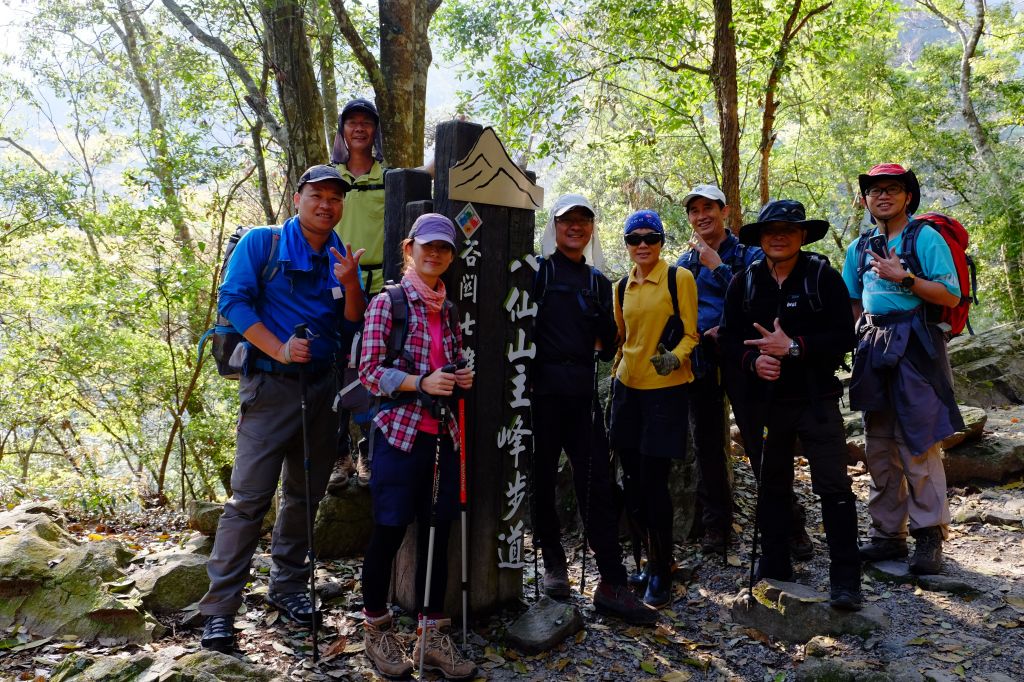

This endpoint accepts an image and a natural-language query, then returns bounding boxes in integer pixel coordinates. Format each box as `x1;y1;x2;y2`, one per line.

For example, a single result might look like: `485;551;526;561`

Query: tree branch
0;136;53;174
327;0;385;92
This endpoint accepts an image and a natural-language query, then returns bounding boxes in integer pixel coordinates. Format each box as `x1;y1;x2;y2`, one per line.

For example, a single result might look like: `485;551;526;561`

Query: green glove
649;343;681;376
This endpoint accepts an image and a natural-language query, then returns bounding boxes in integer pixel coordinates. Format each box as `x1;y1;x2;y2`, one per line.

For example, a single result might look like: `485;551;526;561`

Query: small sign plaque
456;203;483;238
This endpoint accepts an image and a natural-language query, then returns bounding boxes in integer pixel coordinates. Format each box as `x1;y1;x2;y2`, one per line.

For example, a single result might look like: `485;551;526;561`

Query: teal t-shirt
842;223;960;315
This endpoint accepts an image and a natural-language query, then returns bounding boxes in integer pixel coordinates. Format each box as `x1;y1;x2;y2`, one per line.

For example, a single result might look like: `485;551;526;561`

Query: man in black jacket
532;193;656;625
719;200;862;610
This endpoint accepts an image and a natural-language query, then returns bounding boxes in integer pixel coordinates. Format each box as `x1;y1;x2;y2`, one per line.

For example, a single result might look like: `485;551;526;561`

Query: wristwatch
900;272;916;289
788;339;801;358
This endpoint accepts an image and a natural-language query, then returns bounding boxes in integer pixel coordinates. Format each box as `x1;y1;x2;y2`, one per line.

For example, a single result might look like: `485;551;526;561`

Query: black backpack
534;255;601;306
616;265;684;350
742;253;830;313
197;226;281;379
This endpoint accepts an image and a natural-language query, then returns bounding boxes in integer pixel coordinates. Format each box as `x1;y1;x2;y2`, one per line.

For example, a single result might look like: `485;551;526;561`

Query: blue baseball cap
624;210;664;235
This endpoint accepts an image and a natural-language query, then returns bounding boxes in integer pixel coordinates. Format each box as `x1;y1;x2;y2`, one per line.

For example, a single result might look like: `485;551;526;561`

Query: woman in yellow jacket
610;210;699;609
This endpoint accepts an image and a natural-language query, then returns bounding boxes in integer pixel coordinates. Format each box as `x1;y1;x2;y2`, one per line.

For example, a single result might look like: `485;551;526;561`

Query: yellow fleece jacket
614;259;699;390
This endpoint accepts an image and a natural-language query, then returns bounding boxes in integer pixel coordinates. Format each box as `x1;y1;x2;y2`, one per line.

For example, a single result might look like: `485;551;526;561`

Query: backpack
742;253;830;314
337;282;459;419
616;265;684;350
197;226;281;379
533;255;601;310
854;213;978;336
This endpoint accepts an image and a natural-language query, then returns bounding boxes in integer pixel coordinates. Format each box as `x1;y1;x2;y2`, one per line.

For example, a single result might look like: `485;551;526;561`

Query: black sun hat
738;199;830;246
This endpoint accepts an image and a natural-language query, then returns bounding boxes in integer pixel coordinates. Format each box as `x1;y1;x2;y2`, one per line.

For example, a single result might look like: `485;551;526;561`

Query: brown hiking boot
859;537;909;562
543;562;571;599
790;527;814;561
363;612;413;679
909;527;943;575
593;581;658;626
414;618;476;680
326;454;356;495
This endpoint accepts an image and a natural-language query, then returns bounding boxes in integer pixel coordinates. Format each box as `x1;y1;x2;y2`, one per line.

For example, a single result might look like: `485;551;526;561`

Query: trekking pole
294;324;319;663
581;351;601;595
419;363;457;677
458;396;469;647
748;384;774;597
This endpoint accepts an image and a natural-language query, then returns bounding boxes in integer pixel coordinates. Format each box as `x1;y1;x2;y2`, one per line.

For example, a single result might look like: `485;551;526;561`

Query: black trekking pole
581;351;601;595
294;324;319;663
747;386;773;597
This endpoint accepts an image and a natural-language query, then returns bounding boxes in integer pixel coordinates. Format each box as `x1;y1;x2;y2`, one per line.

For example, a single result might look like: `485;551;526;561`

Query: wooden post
383;169;432;284
391;121;537;618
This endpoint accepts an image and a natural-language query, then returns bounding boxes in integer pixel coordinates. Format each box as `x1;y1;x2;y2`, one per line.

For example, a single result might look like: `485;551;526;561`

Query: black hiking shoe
700;527;728;554
593;581;658;626
829;586;863;611
643;574;672;609
267;590;320;625
909;527;943;575
790;528;814;561
627;564;648;593
201;615;236;653
858;537;909;562
542;563;571;599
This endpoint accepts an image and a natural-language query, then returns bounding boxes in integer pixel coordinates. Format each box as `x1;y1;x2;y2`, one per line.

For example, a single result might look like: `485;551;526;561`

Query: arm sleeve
596;274;618;362
219;229;270;336
793;267;856;358
358;293;402;398
841;239;863;300
671;268;700;364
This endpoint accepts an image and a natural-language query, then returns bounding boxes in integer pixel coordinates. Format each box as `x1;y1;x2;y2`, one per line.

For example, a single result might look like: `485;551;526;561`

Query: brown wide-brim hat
739;199;830;246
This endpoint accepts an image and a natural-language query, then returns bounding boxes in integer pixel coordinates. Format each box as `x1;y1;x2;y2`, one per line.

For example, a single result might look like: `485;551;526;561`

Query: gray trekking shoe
909;527;943;575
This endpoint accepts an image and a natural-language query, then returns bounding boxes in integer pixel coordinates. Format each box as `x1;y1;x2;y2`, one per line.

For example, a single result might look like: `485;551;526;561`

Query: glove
649;343;681;376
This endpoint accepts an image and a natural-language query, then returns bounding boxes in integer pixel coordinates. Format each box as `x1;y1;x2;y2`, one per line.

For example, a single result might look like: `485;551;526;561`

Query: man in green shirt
328;98;387;492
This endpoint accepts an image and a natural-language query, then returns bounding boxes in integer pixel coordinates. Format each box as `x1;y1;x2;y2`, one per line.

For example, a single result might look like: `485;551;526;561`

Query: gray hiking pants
199;369;335;616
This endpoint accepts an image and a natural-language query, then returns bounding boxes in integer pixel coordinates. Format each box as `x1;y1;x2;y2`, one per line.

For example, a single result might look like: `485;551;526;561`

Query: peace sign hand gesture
331;244;365;290
743;317;792;357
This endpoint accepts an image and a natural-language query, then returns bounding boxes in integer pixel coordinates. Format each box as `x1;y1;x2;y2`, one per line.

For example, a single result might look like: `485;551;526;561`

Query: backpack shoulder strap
383;283;408;366
533;255;551;302
261;227;282;283
616;276;627;312
804;255;826;313
854;232;872;279
667;265;680;317
742;259;762;313
900;218;927;278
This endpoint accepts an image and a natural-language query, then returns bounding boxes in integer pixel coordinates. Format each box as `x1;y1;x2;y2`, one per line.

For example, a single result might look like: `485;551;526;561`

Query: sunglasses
624;233;664;246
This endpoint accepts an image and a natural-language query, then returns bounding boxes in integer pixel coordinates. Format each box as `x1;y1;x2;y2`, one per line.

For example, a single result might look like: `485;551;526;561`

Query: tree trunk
317;6;339;148
261;0;329;191
712;0;742;231
252;120;277;224
376;0;438;167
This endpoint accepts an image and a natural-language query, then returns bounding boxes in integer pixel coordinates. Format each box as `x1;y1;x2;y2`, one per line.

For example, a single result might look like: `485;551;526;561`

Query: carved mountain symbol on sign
449;128;544;210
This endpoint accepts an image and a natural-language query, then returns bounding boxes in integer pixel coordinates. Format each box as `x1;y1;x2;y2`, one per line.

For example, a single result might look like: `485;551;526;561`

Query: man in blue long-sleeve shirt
200;165;366;654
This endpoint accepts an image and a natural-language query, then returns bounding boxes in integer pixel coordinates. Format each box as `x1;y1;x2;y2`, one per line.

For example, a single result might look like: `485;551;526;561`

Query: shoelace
374;628;406;663
432;630;466;664
274;592;314;615
204;616;234;639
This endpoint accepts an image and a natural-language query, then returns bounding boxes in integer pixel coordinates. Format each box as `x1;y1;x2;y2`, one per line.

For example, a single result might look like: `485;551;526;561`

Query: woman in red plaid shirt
357;213;476;680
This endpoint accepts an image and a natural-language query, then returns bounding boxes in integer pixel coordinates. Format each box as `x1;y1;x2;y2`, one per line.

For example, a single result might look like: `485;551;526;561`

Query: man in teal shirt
842;164;962;575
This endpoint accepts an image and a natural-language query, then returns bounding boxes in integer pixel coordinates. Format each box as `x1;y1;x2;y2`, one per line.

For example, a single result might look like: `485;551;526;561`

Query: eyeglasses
555;215;594;227
624;233;664;246
865;185;905;198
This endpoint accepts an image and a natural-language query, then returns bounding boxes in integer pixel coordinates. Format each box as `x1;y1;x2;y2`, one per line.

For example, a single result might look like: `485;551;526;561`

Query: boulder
49;649;284;682
188;499;275;537
947;325;1024;407
506;596;584;654
0;502;159;644
942;433;1024;485
134;553;210;614
940;406;987;450
916;574;982;596
314;484;373;558
864;559;913;583
730;579;888;644
796;657;891;681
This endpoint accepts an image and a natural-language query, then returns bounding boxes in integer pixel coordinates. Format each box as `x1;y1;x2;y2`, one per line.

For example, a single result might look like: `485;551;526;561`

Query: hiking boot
200;615;235;653
364;611;413;679
790;527;814;561
858;537;909;562
356;451;371;487
266;590;319;626
643;573;672;609
829;585;864;612
627;563;648;593
593;581;658;626
413;617;476;680
700;527;728;554
543;563;571;599
909;527;943;575
326;454;356;494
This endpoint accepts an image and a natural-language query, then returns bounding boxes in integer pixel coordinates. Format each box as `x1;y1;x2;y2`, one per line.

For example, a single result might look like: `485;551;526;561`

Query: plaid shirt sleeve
358;290;394;397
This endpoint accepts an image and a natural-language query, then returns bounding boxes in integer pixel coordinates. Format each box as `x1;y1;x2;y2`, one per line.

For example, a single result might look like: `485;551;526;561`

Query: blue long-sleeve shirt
676;233;763;333
219;215;359;362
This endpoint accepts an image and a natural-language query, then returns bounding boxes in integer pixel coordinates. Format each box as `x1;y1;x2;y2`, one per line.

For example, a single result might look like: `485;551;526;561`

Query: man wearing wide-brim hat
719;199;863;611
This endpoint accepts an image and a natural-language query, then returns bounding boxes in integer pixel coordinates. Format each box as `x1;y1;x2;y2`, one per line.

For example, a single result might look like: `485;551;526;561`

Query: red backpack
855;212;978;336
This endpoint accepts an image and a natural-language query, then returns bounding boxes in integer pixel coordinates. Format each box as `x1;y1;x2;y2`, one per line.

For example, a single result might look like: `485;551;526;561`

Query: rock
134;553;210;614
951;506;983;524
313;484;373;558
730;579;888;644
188;499;275;536
982;509;1023;527
49;649;284;682
0;502;159;644
940;406;987;450
506;596;584;654
942;434;1024;484
886;658;926;682
948;325;1024;407
916;574;982;596
796;657;890;681
804;635;837;658
864;560;913;583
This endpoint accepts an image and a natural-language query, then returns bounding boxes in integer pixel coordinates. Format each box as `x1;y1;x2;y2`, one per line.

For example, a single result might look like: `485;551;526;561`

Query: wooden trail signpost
385;121;541;617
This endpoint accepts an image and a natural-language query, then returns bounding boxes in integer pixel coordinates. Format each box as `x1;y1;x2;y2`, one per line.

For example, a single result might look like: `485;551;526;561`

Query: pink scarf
404;267;447;313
